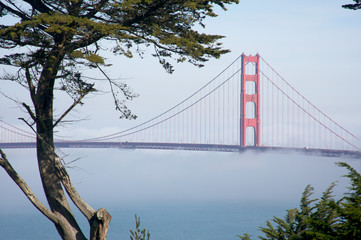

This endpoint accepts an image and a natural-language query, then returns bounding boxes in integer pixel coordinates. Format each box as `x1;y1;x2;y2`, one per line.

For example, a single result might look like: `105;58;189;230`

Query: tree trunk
35;60;87;240
37;137;87;240
33;52;112;239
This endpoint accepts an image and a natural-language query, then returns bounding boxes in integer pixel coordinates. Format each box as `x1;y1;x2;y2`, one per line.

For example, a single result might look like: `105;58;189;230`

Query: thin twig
54;92;87;128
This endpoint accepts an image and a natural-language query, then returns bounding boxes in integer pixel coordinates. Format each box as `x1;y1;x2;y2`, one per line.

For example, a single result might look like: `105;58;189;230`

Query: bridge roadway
1;141;361;159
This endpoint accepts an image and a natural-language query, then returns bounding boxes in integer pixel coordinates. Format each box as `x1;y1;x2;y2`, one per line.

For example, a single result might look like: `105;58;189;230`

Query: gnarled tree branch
53;155;96;220
52;154;112;240
0;149;58;223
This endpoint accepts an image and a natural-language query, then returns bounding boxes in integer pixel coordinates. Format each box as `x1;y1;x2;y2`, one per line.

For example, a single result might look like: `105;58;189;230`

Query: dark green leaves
0;0;238;120
342;0;361;10
239;162;361;240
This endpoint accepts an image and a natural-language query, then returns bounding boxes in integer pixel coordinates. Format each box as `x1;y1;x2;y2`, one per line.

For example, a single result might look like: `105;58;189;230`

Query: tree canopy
0;1;238;240
0;0;238;119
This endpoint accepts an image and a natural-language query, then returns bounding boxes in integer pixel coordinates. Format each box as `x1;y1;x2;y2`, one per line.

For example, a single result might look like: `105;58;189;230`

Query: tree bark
37;139;86;240
53;155;112;240
90;208;112;240
34;54;87;240
31;49;111;239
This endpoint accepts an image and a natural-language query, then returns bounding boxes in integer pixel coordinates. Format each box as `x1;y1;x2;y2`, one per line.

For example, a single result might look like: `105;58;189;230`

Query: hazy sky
0;0;361;218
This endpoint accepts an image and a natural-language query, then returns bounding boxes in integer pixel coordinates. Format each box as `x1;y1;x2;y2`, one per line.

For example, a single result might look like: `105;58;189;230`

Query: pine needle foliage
238;162;361;240
129;215;151;240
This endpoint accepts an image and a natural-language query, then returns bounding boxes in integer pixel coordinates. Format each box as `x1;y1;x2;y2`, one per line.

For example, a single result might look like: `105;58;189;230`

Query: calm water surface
0;200;296;240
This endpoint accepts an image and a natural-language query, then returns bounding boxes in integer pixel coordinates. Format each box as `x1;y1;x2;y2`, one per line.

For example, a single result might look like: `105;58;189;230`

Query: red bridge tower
240;53;261;147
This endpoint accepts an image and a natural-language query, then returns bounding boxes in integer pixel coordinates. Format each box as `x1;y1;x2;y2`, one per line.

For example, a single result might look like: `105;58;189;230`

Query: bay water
0;200;296;240
1;149;347;240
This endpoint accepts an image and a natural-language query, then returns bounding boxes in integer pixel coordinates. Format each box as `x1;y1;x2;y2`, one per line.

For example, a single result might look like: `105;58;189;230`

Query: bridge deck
1;142;360;159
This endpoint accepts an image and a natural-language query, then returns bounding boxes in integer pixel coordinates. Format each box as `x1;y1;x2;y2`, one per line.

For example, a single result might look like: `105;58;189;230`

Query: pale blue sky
0;0;361;221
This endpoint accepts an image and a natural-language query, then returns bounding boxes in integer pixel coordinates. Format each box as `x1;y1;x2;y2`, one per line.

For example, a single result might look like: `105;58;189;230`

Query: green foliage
238;162;361;240
333;162;361;239
237;233;251;240
342;0;361;10
0;0;238;119
129;215;150;240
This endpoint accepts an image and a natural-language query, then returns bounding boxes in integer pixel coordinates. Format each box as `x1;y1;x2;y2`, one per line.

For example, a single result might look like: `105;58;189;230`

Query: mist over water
1;148;359;239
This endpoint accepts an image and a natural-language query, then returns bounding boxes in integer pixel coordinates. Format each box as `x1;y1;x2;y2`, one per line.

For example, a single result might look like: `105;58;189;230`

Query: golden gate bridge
1;54;360;158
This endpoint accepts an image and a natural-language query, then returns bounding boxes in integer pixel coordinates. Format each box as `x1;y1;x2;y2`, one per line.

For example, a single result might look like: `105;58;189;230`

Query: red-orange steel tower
240;53;260;147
